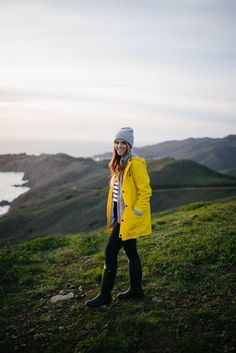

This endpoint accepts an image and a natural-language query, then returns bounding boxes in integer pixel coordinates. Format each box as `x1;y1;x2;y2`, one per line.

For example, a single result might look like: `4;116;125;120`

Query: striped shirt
113;182;119;202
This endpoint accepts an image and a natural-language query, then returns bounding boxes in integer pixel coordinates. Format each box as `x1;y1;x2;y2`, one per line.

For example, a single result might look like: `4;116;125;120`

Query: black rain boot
118;257;144;300
85;265;116;308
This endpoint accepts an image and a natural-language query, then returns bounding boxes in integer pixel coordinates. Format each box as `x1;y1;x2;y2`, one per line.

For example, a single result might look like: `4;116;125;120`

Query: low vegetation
0;197;235;353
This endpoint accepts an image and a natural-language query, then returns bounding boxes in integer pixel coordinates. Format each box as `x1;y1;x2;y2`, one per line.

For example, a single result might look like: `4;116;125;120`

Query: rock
50;292;74;303
0;200;10;206
152;296;163;303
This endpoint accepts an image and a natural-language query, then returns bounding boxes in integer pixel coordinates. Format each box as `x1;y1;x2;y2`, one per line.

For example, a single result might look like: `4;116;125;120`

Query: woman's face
114;139;127;157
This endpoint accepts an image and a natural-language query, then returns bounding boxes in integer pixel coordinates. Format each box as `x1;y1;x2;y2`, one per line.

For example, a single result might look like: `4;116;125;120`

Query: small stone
152;296;163;303
50;292;74;303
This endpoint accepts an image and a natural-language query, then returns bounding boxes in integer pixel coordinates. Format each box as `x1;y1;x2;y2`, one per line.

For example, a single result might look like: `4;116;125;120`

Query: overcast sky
0;0;235;157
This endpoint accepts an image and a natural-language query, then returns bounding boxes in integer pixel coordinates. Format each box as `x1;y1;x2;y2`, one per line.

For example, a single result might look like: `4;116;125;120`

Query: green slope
148;158;236;213
0;188;108;245
1;156;236;247
0;154;110;246
0;197;235;353
148;158;236;187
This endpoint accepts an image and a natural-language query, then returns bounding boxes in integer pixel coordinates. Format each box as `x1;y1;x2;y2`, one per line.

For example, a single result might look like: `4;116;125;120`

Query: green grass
0;197;235;353
149;159;236;187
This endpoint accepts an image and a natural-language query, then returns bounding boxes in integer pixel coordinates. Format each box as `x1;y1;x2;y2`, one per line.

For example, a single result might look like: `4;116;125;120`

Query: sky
0;0;236;157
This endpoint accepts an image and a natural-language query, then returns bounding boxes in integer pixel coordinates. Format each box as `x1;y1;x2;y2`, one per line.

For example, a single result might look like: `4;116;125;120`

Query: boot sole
85;298;112;308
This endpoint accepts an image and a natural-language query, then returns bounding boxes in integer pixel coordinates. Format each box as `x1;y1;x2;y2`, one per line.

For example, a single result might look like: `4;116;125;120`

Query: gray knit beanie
114;127;134;147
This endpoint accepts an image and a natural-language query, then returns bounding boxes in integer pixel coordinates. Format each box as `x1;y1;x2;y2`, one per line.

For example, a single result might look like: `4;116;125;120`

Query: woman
85;127;152;308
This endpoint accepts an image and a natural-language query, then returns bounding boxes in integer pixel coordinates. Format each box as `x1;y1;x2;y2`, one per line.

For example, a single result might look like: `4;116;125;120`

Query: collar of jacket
121;152;138;168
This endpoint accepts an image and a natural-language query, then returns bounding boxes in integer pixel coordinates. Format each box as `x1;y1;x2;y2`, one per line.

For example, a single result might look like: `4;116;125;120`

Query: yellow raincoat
107;156;152;241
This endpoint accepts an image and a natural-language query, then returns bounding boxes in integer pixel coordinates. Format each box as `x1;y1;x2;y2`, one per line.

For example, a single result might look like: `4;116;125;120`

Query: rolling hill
0;154;236;246
94;135;236;175
0;154;109;245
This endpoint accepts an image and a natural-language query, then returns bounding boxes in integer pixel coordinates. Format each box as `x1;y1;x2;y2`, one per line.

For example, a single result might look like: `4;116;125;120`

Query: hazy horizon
0;134;234;158
0;0;235;154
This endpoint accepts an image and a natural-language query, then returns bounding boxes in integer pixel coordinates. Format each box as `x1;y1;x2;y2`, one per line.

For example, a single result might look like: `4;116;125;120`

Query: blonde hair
109;142;132;184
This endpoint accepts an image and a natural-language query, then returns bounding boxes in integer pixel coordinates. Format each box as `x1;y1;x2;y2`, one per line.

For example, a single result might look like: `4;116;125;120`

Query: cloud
0;0;235;155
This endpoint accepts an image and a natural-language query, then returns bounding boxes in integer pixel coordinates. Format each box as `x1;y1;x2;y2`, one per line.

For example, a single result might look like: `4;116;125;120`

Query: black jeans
105;221;140;272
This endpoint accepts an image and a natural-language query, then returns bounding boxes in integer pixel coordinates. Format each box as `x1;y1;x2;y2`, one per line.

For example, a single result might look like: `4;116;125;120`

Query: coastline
0;172;30;216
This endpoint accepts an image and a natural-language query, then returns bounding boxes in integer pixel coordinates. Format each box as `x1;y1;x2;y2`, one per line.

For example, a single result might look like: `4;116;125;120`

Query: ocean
0;172;30;216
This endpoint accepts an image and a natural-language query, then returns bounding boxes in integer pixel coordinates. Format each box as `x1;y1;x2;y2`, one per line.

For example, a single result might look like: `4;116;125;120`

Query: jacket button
125;205;128;207
121;219;124;222
122;190;125;193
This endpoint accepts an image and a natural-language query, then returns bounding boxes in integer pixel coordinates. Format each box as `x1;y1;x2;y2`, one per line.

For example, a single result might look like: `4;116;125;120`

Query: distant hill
148;158;236;187
148;158;236;215
0;153;236;246
0;153;109;189
1;197;235;353
0;153;109;245
93;135;236;175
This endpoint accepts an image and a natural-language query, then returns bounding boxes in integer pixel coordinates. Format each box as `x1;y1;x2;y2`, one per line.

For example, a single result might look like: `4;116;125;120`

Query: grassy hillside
0;197;235;353
1;156;236;246
0;188;108;245
0;154;109;245
0;153;109;192
149;159;236;212
148;158;236;187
